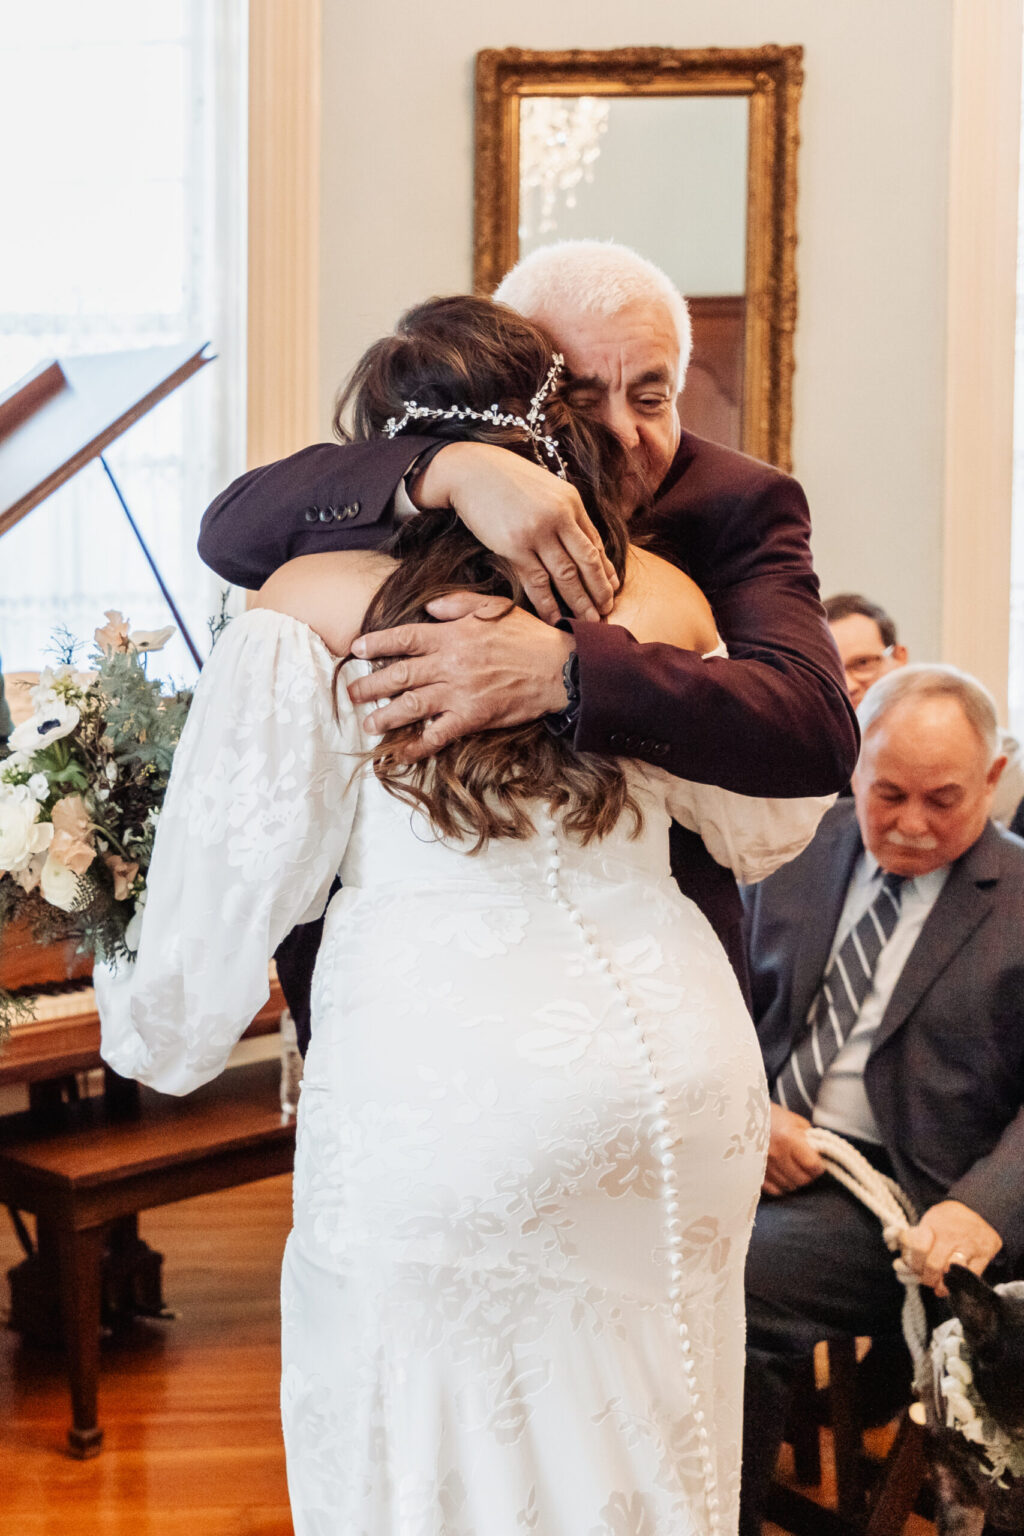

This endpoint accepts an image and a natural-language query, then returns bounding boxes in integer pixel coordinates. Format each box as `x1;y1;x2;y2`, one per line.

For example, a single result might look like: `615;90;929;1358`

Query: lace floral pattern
95;609;835;1533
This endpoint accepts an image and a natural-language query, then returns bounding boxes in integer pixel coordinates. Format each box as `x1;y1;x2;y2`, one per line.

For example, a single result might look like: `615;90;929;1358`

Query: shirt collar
861;851;950;903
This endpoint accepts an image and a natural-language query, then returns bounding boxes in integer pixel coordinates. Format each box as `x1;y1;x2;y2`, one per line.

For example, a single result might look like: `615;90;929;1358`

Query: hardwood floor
0;1173;937;1535
0;1176;294;1536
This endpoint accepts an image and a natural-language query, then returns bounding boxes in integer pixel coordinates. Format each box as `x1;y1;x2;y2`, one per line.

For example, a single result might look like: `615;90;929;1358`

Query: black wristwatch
543;648;581;740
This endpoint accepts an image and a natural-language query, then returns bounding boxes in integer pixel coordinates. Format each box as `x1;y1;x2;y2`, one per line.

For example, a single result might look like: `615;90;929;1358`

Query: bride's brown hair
332;294;646;850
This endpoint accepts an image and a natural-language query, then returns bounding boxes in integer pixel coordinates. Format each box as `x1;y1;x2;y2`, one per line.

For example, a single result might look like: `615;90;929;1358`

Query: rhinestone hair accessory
383;353;568;478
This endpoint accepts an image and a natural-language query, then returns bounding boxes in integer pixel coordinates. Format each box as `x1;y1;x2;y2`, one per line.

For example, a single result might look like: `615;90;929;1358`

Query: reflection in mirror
475;48;803;469
518;96;749;450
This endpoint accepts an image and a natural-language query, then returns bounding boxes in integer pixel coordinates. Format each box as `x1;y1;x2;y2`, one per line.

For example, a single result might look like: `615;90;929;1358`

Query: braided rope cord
804;1126;930;1369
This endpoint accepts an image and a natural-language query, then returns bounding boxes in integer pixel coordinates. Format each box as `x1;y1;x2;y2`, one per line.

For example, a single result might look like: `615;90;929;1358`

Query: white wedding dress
98;610;831;1536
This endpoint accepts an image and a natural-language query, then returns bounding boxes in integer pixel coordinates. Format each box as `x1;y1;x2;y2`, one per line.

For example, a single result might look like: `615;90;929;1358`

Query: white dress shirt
812;853;949;1143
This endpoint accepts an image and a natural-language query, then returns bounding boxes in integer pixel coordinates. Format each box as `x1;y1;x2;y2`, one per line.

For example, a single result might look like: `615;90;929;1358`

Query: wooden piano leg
102;1065;140;1120
52;1221;105;1458
104;1215;169;1322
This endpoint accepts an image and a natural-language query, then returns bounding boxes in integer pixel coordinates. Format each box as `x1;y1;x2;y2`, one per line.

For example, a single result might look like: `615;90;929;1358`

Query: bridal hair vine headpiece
383;353;568;478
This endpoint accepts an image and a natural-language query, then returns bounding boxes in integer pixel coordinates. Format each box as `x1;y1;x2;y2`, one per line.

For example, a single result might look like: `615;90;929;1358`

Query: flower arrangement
0;612;191;1039
930;1298;1024;1486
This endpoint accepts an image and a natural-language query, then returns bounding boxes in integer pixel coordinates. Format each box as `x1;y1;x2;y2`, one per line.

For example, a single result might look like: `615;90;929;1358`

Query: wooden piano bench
0;1056;295;1457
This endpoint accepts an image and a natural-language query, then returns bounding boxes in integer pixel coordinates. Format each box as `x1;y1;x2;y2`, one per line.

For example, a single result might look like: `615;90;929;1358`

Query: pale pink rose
94;610;131;654
49;795;96;875
51;794;92;843
102;852;139;901
51;829;97;875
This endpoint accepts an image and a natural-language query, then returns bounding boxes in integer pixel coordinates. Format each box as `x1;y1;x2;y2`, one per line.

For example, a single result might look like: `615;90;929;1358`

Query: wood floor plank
0;1175;294;1534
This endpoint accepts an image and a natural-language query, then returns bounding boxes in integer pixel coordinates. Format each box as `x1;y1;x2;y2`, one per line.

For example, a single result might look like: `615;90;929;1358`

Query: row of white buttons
537;808;721;1536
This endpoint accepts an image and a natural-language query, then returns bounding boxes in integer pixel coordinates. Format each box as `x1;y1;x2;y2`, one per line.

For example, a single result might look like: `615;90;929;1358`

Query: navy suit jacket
743;799;1024;1264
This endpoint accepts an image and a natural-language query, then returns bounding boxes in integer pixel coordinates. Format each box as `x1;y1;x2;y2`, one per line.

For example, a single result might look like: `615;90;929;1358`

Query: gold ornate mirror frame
474;46;803;470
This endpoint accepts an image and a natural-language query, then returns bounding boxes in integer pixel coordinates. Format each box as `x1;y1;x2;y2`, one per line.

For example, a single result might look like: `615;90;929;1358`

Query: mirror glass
518;95;749;449
475;48;803;468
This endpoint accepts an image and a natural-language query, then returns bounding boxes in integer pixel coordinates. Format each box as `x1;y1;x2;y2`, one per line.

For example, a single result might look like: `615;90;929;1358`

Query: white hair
857;663;1000;763
494;240;692;391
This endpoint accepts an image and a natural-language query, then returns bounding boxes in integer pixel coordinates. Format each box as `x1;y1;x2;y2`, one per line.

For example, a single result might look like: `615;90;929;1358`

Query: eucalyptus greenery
0;615;193;1042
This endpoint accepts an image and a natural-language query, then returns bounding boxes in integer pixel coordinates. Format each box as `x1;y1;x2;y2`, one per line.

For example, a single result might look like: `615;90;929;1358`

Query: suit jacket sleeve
572;462;858;796
946;1106;1024;1264
197;439;442;589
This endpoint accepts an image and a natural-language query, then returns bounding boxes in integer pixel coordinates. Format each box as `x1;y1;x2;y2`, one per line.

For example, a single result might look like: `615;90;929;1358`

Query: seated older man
739;663;1024;1535
825;591;1024;825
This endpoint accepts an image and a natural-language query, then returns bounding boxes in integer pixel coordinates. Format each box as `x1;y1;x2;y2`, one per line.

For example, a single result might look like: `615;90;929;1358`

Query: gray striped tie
773;871;905;1114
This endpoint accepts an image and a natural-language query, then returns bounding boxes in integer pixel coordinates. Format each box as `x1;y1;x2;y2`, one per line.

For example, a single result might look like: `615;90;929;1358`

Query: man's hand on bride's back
412;442;619;626
348;594;575;760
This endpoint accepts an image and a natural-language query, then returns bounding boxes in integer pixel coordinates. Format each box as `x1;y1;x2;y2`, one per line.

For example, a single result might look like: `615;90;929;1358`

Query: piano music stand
0;342;214;669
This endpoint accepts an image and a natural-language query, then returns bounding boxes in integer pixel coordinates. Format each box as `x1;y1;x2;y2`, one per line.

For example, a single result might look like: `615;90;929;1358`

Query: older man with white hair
739;663;1024;1534
200;240;856;1043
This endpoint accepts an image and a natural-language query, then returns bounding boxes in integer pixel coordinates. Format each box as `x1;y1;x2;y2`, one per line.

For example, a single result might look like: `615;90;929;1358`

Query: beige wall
319;0;956;660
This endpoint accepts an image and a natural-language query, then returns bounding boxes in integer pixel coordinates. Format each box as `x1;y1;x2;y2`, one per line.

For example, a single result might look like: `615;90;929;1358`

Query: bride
98;295;830;1536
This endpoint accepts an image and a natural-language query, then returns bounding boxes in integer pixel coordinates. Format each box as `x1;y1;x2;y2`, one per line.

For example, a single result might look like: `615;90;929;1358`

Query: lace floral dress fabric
97;610;832;1536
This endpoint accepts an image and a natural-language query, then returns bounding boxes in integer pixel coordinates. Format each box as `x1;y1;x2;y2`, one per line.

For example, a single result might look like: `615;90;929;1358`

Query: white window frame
942;0;1023;721
246;0;321;479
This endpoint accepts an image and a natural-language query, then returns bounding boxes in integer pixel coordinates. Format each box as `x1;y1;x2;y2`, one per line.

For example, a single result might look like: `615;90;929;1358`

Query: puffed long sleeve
96;609;362;1095
649;768;835;886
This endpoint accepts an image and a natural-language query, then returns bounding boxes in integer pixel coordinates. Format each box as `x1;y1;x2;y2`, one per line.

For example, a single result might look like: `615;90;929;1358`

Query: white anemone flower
130;624;176;653
9;700;81;753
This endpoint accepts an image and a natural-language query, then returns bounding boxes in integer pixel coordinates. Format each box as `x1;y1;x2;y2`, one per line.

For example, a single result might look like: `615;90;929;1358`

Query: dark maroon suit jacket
199;431;857;1038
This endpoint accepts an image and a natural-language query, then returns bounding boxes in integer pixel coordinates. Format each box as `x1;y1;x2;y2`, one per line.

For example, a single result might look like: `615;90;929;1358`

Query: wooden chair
768;1336;929;1536
0;1057;294;1457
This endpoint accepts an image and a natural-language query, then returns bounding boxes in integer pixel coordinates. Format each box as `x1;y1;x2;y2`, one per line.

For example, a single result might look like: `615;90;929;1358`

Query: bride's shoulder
610;547;718;652
252;550;397;657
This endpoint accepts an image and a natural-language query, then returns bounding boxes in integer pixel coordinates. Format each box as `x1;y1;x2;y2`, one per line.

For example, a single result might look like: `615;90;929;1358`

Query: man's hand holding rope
898;1200;1003;1297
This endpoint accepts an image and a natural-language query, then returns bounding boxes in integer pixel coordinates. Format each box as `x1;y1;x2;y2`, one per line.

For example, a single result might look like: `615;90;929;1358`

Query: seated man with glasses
824;592;904;705
825;591;1024;826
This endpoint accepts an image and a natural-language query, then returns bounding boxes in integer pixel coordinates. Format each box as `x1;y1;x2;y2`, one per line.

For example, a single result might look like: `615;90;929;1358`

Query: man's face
533;299;682;494
829;612;906;708
852;696;1005;876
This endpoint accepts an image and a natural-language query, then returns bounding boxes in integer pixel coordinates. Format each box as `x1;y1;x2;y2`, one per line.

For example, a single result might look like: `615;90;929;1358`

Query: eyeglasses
844;645;895;681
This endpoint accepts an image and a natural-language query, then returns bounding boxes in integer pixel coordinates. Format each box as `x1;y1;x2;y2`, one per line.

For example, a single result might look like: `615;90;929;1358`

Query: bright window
1012;28;1024;739
0;2;247;684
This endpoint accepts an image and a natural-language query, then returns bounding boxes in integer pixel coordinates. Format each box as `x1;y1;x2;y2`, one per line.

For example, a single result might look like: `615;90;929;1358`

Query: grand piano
0;346;293;1457
0;338;289;1091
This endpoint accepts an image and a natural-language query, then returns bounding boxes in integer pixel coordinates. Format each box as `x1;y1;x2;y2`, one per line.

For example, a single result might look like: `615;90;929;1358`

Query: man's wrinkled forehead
566;361;677;392
540;300;683;388
859;699;991;786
